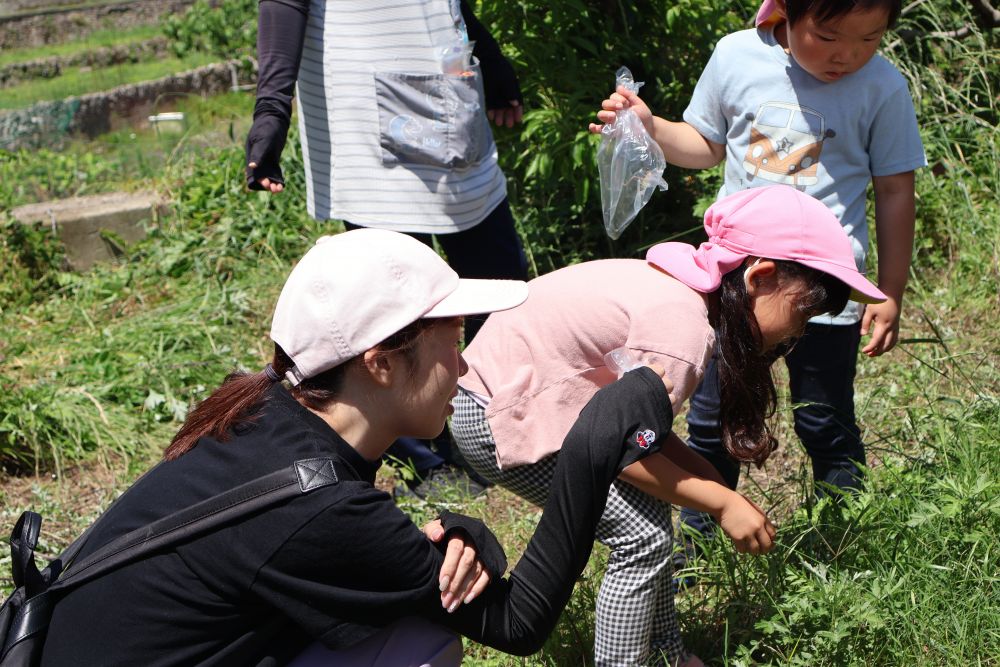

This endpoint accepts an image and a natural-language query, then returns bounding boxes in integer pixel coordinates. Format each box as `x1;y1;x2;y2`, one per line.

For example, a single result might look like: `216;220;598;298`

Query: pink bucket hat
646;185;887;304
756;0;783;26
271;229;528;385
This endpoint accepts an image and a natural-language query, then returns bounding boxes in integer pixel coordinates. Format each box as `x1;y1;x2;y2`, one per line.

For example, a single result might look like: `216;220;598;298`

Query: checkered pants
451;390;686;666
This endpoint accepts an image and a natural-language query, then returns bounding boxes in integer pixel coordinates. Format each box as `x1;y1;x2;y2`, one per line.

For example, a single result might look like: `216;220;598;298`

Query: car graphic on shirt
742;101;835;187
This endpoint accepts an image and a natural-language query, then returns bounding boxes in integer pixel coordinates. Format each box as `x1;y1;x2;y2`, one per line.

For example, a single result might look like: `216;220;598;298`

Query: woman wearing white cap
451;185;889;666
39;229;674;666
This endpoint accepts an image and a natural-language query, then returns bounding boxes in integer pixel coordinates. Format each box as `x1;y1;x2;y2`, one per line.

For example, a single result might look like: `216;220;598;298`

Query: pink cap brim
795;259;887;304
424;279;529;318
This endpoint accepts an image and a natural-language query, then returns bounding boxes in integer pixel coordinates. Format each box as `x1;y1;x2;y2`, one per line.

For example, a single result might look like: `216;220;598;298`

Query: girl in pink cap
451;185;887;666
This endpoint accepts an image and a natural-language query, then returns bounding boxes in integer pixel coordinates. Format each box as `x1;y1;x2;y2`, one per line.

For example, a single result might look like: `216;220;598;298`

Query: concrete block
11;191;165;271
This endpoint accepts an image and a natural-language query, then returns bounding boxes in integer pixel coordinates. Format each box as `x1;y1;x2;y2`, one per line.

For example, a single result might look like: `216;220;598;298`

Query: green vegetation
0;0;997;664
162;0;257;60
0;91;255;212
0;53;216;109
0;25;163;68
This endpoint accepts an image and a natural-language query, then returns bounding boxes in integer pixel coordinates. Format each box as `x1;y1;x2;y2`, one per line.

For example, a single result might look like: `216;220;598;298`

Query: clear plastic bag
604;346;643;378
597;66;669;240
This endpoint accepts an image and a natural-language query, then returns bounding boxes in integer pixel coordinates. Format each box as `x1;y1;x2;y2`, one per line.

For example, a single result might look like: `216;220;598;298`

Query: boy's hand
588;85;654;137
716;492;775;555
860;296;901;356
423;519;491;612
643;363;676;405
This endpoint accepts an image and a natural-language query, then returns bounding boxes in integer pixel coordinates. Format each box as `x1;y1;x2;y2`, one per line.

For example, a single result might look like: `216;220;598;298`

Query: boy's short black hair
785;0;902;29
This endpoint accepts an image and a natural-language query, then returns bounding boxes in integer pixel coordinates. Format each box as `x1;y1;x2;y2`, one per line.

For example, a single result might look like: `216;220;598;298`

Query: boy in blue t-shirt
591;0;924;548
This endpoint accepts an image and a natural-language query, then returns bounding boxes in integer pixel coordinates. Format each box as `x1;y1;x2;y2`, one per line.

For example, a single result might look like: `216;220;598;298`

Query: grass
0;1;997;664
0;53;217;110
0;90;255;211
0;25;164;68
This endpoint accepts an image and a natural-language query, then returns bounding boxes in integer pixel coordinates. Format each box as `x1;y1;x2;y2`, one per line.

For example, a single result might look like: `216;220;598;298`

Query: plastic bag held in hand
597;67;668;240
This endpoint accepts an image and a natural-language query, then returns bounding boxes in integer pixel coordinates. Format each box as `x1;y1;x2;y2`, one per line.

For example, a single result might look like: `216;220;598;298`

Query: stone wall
0;0;195;50
0;59;257;150
0;37;171;87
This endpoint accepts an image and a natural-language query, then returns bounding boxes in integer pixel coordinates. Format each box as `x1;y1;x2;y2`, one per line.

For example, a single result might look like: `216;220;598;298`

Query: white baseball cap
270;229;529;385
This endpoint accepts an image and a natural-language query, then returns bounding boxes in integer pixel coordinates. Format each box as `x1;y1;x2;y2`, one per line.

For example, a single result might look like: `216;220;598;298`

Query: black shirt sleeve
459;0;522;110
253;368;671;656
245;0;309;190
437;366;672;654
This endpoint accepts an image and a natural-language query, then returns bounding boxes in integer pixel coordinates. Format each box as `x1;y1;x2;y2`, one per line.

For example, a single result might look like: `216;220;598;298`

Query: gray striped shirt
296;0;507;233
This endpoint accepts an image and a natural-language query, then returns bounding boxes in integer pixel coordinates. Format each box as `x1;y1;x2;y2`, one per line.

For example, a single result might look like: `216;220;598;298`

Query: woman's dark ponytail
715;260;850;466
163;347;297;460
163;317;450;460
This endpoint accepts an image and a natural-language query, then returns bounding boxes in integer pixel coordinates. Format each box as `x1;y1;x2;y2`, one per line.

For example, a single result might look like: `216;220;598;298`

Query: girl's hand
588;85;655;136
422;520;491;612
716;492;776;555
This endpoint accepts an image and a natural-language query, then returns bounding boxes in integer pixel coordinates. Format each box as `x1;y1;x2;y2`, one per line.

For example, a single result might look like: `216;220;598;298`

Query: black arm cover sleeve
245;0;309;190
437;511;509;581
460;0;522;110
439;366;672;655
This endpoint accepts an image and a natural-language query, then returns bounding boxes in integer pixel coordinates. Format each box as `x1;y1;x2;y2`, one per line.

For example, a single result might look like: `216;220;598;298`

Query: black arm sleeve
459;0;522;110
244;0;309;190
438;511;508;581
438;366;673;655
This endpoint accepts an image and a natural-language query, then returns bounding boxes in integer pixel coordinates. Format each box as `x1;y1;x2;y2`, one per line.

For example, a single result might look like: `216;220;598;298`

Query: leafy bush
678;395;1000;665
163;0;258;61
883;0;1000;297
478;0;747;270
0;217;66;310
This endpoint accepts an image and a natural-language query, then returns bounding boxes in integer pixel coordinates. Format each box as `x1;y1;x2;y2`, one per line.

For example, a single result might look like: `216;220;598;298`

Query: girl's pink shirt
459;259;716;469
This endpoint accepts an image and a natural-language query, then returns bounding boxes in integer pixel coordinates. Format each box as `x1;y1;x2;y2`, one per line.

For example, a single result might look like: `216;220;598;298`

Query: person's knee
604;522;674;571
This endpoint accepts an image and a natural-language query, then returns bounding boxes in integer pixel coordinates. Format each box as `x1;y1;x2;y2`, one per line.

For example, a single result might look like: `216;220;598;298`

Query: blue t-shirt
684;27;926;323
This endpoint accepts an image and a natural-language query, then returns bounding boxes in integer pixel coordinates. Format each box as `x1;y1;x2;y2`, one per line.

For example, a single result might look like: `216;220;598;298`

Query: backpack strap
9;512;44;598
51;457;341;592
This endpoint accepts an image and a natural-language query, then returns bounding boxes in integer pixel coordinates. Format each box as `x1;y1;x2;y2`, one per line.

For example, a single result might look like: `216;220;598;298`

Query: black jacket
41;368;671;665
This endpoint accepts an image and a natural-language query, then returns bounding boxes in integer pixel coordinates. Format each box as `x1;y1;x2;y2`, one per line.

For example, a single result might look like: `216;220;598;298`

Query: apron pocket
375;63;490;170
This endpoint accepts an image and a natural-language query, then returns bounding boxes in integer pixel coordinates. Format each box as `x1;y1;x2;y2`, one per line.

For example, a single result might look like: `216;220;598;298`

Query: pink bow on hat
756;0;783;27
645;185;887;304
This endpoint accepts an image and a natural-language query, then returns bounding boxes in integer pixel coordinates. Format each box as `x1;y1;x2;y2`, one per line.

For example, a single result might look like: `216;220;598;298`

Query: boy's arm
862;171;916;357
590;86;725;169
650;117;727;169
619;445;775;554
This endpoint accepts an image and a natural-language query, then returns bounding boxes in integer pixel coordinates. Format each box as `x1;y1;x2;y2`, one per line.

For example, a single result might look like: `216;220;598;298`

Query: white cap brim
424;279;529;318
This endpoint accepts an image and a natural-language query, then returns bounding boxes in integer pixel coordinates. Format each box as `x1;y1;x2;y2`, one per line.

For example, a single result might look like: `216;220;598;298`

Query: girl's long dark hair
715;260;850;466
164;318;444;460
